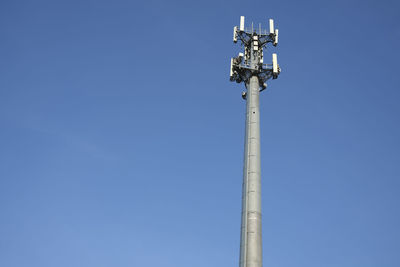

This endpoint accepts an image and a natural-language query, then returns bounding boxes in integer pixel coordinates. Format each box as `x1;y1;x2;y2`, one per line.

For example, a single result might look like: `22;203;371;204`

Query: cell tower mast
230;16;281;267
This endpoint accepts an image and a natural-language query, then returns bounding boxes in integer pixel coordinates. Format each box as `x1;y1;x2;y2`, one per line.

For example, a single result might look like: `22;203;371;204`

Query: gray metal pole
240;74;262;267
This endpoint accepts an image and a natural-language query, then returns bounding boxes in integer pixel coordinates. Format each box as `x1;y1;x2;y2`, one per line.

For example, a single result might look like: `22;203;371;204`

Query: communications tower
230;16;281;267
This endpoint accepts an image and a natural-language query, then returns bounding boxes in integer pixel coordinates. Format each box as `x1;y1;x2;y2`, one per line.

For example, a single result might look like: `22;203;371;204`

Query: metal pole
240;75;262;267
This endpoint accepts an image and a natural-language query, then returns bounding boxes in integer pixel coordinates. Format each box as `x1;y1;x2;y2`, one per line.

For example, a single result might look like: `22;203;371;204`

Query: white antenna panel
274;29;278;46
233;26;238;43
269;19;274;34
272;53;278;74
230;58;234;77
240;16;245;31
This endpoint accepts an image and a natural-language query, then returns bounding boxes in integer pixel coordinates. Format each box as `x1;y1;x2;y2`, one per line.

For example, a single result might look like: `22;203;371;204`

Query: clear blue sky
1;0;399;266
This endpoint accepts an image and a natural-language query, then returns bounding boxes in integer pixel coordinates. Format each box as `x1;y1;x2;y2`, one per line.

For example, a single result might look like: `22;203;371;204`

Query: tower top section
230;16;281;91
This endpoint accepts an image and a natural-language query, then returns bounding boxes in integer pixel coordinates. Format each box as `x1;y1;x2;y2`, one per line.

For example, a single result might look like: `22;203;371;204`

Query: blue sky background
1;0;399;266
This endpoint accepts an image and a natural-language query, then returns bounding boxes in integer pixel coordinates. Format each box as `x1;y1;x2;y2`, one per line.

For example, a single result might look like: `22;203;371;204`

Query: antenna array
230;16;281;96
